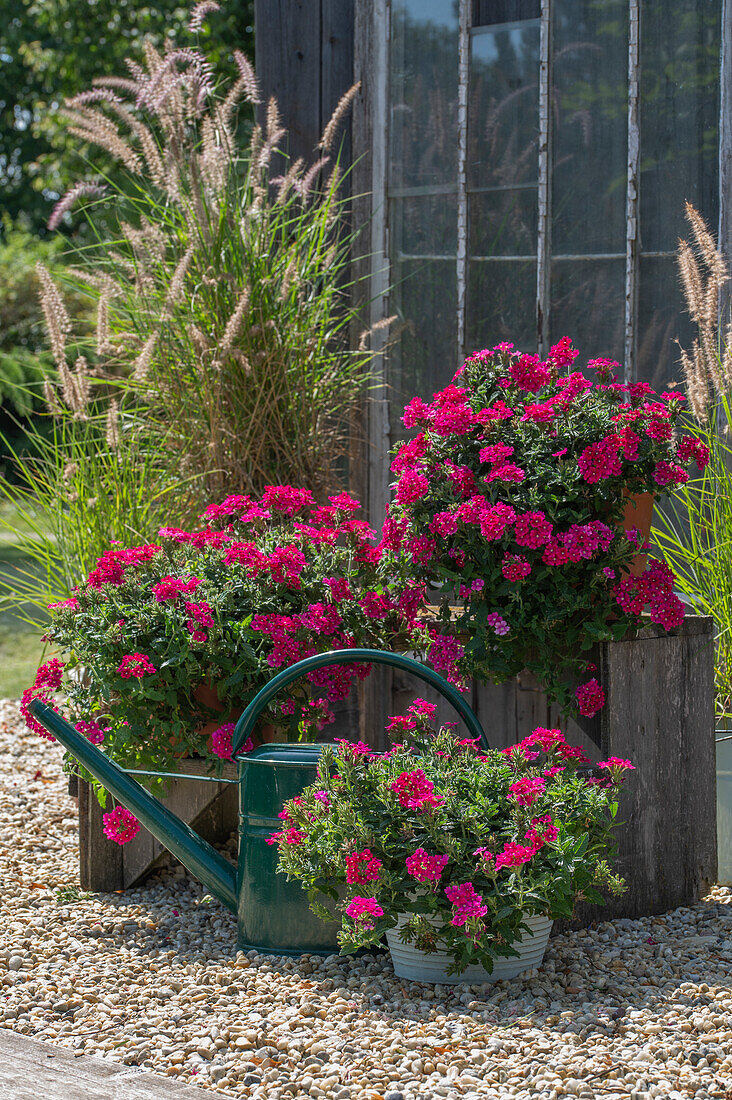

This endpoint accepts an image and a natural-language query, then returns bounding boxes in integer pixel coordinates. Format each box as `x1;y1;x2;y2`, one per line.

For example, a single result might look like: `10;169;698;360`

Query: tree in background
0;0;254;237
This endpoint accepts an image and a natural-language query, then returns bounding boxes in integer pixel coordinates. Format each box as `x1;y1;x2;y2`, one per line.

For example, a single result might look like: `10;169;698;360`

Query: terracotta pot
193;682;275;749
620;491;655;577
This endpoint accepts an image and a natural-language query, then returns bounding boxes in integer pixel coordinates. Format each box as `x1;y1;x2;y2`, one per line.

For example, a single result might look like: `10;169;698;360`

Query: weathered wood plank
0;1027;208;1099
78;778;123;893
321;0;354;171
254;0;323;162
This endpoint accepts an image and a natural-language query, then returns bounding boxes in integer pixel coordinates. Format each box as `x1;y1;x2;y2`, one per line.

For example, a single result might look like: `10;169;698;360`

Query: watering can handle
232;648;488;755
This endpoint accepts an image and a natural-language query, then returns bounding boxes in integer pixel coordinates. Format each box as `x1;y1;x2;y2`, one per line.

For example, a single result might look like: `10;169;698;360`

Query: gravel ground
1;700;732;1100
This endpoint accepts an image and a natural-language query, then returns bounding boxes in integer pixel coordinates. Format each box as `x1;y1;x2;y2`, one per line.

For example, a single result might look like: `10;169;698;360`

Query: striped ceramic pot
385;913;553;984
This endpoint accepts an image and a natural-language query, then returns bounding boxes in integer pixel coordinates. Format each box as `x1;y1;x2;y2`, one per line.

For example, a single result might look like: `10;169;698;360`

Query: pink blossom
444;882;488;926
502;554;531;582
406;848;449;883
509;354;551;392
390;769;444;810
151;575;201;602
676;435;709;470
479;443;514;465
653;460;689;488
598;757;635;771
102;806;140;845
486;612;510;636
514;511;553;548
547;336;579;369
345;849;383;884
575;678;606;717
395;467;430;505
335;739;373;761
345;896;384;929
118;653;156;679
262;485;315;515
577;435;622;483
402;396;432;429
313;789;331;810
486;462;526;483
495;841;536;870
75;719;106;745
507;776;547;807
477;399;514;422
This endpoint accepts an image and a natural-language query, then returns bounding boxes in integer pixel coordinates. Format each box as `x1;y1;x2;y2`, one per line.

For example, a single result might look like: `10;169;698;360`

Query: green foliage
274;708;631;975
653;400;732;720
0;0;254;236
38;490;422;778
380;344;698;716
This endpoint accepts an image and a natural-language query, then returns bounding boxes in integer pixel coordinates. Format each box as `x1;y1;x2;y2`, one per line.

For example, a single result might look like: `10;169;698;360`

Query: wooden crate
75;760;238;893
381;616;718;923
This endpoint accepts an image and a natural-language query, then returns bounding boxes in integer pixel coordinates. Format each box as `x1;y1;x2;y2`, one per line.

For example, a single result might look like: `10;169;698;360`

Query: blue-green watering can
29;649;488;955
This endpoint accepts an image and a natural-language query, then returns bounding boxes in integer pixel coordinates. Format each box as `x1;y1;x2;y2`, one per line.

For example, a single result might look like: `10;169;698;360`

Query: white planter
385;912;553;984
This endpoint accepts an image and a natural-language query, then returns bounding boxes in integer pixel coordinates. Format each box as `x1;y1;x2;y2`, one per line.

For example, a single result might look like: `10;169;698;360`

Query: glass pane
389;0;460;190
389;260;458;435
550;259;625;362
636;256;697;392
473;0;540;26
390;193;458;258
465;258;537;355
468;20;540;187
639;0;720;255
469;189;537;258
551;0;628;255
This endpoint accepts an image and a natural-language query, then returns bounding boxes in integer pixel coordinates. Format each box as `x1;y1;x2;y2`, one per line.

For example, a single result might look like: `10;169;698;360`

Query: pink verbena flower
390;769;444;810
514;510;553;548
577;435;622;483
509;354;551;392
598;757;636;771
102;806;140;845
653;460;689;488
486;612;510;636
406;848;449;883
479;443;514;465
547;336;579;369
395;467;430;505
486;462;526;483
210;723;253;760
676;435;710;470
75;719;106;745
313;789;331;810
495;841;536;870
507;776;546;807
502;554;532;581
345;896;384;930
118;653;156;679
444;882;488;926
575;678;606;717
345;848;383;885
335;739;373;761
151;575;201;602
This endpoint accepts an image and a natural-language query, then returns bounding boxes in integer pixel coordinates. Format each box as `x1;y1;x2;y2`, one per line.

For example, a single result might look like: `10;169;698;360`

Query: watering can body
29;648;489;955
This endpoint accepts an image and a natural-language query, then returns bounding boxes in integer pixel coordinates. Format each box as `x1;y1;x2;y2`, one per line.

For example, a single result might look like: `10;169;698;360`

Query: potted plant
378;339;710;717
271;700;633;983
22;486;424;812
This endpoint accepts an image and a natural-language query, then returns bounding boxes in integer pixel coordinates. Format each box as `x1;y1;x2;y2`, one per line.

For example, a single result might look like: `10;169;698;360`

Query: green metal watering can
29;648;489;955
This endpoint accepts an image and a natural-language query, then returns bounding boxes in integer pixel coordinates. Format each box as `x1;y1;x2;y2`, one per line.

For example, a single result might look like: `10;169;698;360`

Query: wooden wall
254;0;354;168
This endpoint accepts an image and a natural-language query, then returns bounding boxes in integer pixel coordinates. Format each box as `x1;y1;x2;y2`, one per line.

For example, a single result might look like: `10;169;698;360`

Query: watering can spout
28;699;238;914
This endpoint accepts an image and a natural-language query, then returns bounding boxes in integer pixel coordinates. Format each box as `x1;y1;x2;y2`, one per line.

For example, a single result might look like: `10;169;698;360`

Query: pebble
2;699;732;1100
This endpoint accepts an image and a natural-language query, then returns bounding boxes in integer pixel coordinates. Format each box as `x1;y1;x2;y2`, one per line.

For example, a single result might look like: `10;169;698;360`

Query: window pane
636;256;697;393
468;20;540;188
639;0;720;254
469;189;538;257
389;0;460;190
389;260;458;433
551;0;628;256
550;259;625;361
473;0;540;26
466;259;537;354
390;193;458;258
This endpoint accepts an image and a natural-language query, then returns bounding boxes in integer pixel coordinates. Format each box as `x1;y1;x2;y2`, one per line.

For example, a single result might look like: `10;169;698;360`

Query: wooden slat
78;779;123;893
0;1028;208;1099
321;0;355;171
254;0;323;162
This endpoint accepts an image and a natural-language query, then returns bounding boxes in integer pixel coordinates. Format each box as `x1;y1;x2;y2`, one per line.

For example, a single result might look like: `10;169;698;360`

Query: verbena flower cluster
379;340;709;716
273;701;631;975
35;487;424;792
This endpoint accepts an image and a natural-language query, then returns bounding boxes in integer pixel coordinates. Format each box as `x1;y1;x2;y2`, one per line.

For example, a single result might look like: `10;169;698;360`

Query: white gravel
1;699;732;1100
